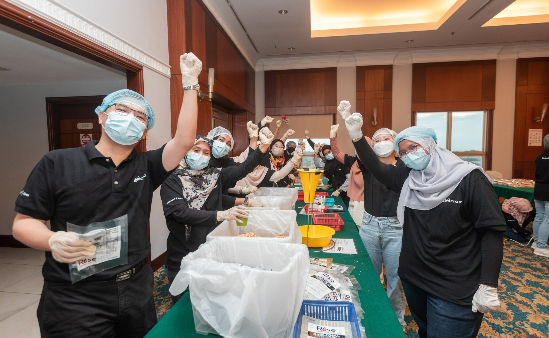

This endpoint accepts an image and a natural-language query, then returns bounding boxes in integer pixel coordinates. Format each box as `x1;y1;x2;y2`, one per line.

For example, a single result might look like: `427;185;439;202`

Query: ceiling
203;0;549;65
0;23;126;86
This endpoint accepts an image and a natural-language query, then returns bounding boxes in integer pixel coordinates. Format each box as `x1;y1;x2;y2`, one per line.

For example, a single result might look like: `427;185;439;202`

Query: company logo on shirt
166;197;183;205
443;198;462;204
542;157;549;160
19;190;29;197
133;174;147;183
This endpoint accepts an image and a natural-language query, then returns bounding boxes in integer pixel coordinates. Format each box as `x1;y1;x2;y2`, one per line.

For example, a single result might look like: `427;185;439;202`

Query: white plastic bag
169;238;310;338
251;188;298;210
207;209;301;244
253;187;299;198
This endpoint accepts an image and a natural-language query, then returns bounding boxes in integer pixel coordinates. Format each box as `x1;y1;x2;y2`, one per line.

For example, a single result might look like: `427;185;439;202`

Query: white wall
0;80;126;236
8;0;171;260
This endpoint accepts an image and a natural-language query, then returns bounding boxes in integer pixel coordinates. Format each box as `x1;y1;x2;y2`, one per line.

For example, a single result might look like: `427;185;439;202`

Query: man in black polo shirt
12;52;203;337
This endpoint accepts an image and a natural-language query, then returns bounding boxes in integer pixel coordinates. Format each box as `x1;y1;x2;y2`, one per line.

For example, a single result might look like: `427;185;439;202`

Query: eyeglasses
111;103;147;124
373;135;393;143
398;144;421;158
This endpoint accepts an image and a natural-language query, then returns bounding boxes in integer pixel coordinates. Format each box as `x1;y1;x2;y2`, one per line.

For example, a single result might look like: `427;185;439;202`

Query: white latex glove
48;231;96;263
337;100;352;120
291;147;303;165
345;112;364;140
217;205;249;223
304;129;310;138
298;140;306;151
180;52;202;87
330;124;339;139
282;129;295;139
258;127;275;145
472;284;500;313
276;119;282;128
247;121;259;138
241;186;258;195
261;116;274;126
246;198;263;207
332;189;341;197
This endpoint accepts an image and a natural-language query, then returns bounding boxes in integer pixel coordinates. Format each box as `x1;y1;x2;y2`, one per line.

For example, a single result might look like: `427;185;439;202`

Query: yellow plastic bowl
299;225;335;247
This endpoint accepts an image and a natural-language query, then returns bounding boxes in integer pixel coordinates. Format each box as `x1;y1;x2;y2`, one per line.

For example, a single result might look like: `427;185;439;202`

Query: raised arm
271;148;303;182
162;53;201;171
329;124;346;164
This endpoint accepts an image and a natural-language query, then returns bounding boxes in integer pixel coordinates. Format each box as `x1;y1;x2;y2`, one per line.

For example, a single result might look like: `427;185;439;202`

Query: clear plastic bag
207;209;301;244
250;187;299;210
169;238;310;338
67;214;128;283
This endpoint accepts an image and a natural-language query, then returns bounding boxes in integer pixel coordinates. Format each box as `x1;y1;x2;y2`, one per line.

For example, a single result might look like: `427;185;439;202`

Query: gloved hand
217;205;249;223
261;116;274;126
345;112;364;140
337;100;352;120
276;119;282;128
258;127;275;146
180;52;202;87
247;121;259;138
304;129;310;138
282;129;295;140
314;143;321;155
291;147;303;165
330;124;339;138
246;198;263;207
332;189;341;197
298;140;306;151
48;231;96;263
472;284;500;313
241;186;258;195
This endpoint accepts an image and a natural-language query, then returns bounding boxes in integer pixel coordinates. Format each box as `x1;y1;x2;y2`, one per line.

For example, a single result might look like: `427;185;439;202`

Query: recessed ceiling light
288;47;295;51
278;9;288;15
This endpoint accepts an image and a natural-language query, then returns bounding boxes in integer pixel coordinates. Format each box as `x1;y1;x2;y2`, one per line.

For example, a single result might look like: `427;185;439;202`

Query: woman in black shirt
338;100;505;338
532;134;549;257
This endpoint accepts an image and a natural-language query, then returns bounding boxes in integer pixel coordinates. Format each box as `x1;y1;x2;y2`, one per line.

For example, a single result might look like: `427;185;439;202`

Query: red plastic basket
297;191;329;202
303;205;328;214
312;213;344;231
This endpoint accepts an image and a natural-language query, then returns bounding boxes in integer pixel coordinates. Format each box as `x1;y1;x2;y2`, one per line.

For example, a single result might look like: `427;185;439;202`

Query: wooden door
513;58;549;179
356;66;393;138
46;96;104;150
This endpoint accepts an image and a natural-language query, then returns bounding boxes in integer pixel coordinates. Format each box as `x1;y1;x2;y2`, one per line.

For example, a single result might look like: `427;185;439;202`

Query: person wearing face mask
285;140;297;160
12;53;203;336
339;101;505;338
318;143;350;206
160;130;274;288
254;139;304;188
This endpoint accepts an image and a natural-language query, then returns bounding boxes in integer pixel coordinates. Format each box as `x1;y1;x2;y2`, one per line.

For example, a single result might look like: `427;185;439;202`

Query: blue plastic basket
324;197;335;207
292;300;361;338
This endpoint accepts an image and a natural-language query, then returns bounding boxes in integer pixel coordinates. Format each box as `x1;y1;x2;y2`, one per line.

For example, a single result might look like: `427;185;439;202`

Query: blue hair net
95;89;155;129
393;126;437;151
544;134;549;149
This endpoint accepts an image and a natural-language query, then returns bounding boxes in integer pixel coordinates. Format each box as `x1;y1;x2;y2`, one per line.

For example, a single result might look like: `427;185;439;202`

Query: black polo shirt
15;141;171;283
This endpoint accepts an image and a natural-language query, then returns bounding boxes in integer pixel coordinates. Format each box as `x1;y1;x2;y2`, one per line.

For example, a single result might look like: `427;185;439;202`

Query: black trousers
37;264;157;338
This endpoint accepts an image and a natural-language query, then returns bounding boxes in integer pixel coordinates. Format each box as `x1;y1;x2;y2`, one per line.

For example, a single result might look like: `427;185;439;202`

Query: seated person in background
160;129;274;286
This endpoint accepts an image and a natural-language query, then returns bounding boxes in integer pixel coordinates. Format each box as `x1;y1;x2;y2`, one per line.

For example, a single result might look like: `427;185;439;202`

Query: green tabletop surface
492;184;535;204
147;196;404;338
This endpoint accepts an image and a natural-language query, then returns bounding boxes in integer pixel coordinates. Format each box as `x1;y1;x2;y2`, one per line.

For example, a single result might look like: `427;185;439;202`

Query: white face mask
272;148;284;157
372;141;394;157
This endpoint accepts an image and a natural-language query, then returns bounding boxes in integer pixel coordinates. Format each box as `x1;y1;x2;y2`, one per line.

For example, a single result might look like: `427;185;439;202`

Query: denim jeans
533;199;549;248
359;210;404;326
401;279;484;338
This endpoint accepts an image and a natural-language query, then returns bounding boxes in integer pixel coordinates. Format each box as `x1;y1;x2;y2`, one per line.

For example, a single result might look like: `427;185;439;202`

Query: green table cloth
147;197;404;338
492;184;535;204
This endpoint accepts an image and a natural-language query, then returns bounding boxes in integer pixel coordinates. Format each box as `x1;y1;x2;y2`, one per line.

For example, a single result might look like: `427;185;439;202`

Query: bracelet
183;84;200;91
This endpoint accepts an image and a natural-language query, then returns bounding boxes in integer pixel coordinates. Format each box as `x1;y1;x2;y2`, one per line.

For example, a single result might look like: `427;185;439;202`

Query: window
415;111;489;168
286;138;330;169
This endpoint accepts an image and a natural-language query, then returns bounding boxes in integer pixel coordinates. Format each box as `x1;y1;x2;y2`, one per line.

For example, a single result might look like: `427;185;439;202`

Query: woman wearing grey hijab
338;100;505;338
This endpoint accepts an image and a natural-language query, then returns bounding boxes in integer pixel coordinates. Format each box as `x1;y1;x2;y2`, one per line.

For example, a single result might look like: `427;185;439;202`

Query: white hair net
207;127;234;151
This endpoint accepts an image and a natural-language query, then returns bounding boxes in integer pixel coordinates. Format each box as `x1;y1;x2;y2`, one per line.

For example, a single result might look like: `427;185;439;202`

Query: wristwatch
243;196;249;206
183;84;200;92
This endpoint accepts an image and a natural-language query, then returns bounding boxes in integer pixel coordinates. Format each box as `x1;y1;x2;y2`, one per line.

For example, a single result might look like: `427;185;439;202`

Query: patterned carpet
153;240;549;337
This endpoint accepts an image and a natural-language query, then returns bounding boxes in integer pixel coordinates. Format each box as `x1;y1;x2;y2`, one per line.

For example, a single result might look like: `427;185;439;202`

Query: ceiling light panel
483;0;549;26
310;0;466;37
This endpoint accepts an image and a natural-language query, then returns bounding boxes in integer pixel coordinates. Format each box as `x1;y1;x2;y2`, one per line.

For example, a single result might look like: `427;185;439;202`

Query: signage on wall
80;133;92;146
77;122;94;130
528;129;543;147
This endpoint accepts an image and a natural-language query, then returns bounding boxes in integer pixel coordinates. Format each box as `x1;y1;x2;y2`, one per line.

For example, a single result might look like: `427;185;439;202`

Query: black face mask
287;147;295;154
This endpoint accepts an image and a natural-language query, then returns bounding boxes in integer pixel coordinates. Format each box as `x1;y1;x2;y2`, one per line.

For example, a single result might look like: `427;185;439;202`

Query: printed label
76;226;121;271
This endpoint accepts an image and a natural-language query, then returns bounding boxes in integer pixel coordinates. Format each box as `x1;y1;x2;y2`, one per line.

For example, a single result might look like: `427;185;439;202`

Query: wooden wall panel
168;0;254;138
356;66;393;138
513;58;549;179
412;61;496;112
264;68;337;116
